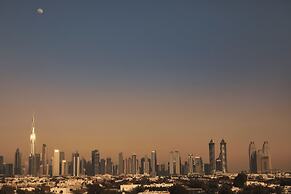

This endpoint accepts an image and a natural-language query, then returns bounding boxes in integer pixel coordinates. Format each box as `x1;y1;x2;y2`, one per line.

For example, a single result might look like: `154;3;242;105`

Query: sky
0;1;290;172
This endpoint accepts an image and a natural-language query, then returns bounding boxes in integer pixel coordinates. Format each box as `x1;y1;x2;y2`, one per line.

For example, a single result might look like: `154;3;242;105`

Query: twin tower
208;139;227;174
249;141;271;173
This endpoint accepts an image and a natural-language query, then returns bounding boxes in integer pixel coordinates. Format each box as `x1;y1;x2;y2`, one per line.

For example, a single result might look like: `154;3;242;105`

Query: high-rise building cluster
249;141;272;173
0;116;275;177
203;139;228;174
0;155;14;177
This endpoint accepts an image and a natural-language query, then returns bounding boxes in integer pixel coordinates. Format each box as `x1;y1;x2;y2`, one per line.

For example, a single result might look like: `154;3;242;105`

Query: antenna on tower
32;113;36;128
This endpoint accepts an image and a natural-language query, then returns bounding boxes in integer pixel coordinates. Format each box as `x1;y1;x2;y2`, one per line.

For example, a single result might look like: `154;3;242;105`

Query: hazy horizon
0;1;290;172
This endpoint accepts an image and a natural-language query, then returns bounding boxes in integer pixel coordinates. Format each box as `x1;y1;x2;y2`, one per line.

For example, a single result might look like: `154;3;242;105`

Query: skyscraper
30;115;36;156
60;151;65;174
249;141;257;173
72;152;80;176
140;157;145;174
113;164;118;175
52;149;60;176
41;144;48;176
4;163;13;177
261;141;271;173
220;139;227;173
100;159;106;175
35;153;41;176
209;139;216;174
250;141;272;174
49;158;53;176
85;161;93;176
256;149;263;173
118;152;124;175
169;150;181;175
215;158;222;172
187;154;194;174
131;154;138;174
14;148;22;175
91;149;100;175
105;157;113;174
28;155;35;176
28;115;37;176
194;156;204;174
80;158;86;175
150;150;157;176
143;155;150;175
61;160;68;176
125;157;131;174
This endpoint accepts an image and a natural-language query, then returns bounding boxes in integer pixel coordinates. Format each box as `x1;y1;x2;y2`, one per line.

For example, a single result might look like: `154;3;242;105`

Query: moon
36;8;44;15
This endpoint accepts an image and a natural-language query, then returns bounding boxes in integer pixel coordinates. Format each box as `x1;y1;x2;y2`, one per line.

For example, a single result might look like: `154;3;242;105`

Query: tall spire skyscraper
30;115;36;156
28;114;38;176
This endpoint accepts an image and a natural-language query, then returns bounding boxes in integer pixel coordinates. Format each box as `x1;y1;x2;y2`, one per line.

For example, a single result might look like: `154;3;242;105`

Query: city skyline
0;1;291;172
0;115;281;175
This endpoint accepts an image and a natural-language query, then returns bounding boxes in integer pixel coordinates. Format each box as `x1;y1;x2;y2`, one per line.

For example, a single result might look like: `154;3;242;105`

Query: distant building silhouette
49;158;53;176
187;154;194;174
28;115;38;176
143;155;150;175
59;151;65;174
105;157;113;174
194;156;204;174
14;148;22;175
35;153;41;176
216;158;222;172
140;157;145;174
91;149;100;175
118;152;124;175
72;152;80;176
4;163;13;177
249;141;257;173
257;141;272;173
85;160;92;176
80;158;86;175
28;155;36;176
204;163;211;175
220;139;227;173
214;139;227;173
52;149;60;176
169;150;181;175
100;158;106;174
41;144;48;176
125;157;131;174
151;150;157;176
131;154;138;174
249;141;272;173
209;139;216;174
61;160;68;176
158;163;168;176
113;164;118;175
262;141;271;172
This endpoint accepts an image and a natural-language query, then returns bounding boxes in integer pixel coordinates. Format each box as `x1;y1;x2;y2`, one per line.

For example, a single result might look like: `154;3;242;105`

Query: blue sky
0;1;291;171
